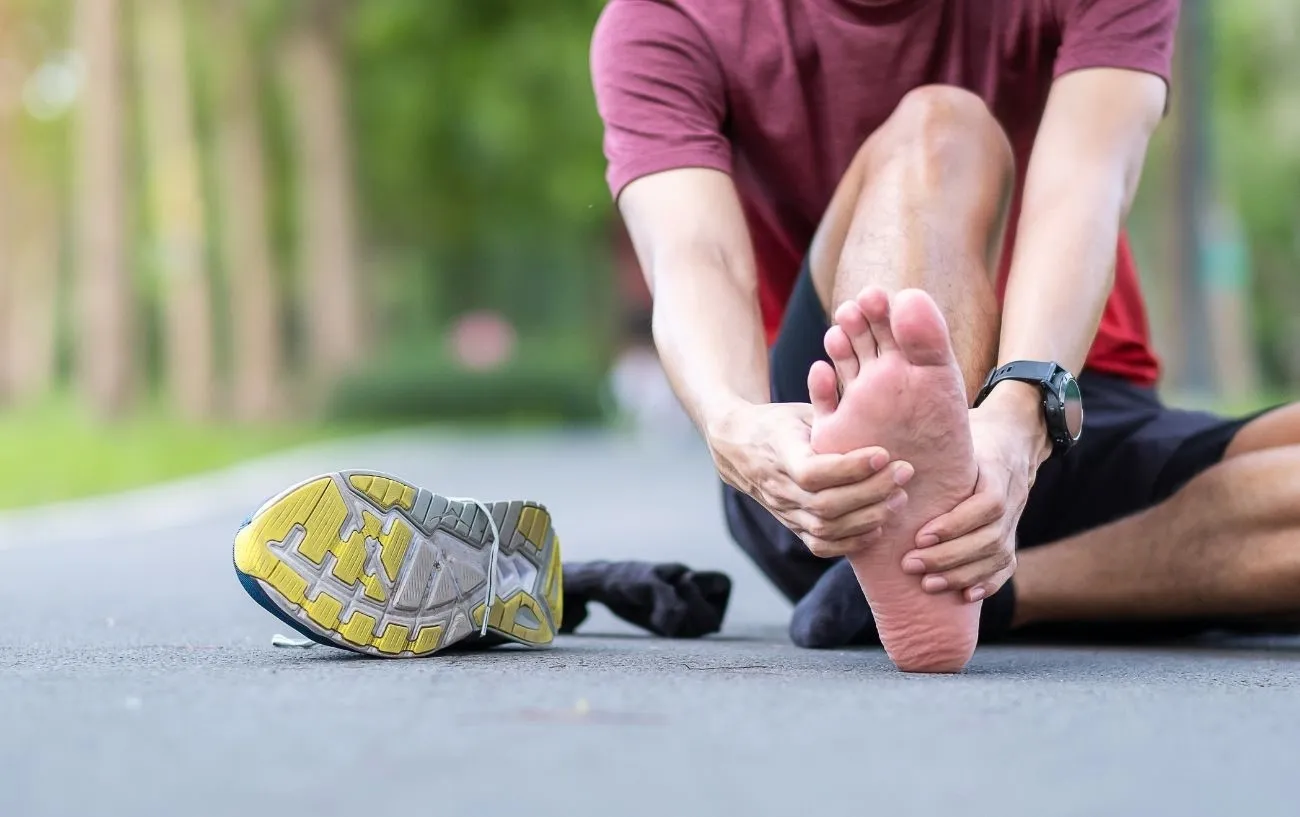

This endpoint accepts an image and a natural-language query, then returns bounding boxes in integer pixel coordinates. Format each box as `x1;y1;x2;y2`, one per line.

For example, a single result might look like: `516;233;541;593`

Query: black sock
559;561;732;639
978;578;1017;642
789;558;1019;648
789;559;880;648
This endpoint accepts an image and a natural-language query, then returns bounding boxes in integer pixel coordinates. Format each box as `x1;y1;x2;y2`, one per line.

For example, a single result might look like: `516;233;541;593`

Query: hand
707;401;914;558
901;386;1049;602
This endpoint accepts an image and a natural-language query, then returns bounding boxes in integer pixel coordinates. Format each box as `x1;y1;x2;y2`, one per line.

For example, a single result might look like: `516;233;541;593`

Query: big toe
890;289;956;368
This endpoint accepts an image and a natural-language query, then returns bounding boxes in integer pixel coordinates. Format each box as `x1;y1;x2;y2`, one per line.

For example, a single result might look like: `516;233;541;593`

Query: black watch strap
973;360;1079;458
974;361;1057;406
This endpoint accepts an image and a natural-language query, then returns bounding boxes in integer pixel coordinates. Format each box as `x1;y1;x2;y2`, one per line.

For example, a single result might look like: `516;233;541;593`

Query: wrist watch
973;360;1084;457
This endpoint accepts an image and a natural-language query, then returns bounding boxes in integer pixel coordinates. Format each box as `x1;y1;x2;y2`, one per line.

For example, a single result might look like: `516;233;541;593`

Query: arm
907;68;1169;600
981;67;1168;460
594;2;906;550
618;169;768;439
621;170;904;549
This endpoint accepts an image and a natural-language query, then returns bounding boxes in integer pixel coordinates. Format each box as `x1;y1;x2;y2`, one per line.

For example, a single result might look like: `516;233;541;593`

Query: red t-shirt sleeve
1053;0;1180;85
590;0;731;200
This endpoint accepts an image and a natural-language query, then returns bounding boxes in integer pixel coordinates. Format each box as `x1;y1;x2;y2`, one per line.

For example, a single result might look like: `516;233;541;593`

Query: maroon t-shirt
592;0;1178;385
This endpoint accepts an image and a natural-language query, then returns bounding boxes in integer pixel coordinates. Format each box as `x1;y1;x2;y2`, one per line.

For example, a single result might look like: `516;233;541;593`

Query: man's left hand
900;390;1050;602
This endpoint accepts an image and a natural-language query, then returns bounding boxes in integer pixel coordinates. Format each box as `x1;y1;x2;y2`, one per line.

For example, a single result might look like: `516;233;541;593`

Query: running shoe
233;470;563;657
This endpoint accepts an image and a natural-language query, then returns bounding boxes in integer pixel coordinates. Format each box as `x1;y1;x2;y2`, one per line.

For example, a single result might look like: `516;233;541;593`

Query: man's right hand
617;169;909;556
707;401;914;558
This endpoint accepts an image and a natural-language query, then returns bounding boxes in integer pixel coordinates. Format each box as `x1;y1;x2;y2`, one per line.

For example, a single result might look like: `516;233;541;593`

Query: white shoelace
272;495;503;649
449;496;504;638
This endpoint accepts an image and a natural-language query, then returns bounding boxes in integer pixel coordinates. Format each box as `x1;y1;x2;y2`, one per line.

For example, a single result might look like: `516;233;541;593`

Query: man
592;0;1300;672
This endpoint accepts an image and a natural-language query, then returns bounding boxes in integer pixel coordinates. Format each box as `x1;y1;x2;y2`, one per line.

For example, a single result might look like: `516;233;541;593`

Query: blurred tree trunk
73;0;135;416
0;28;15;405
281;0;366;386
5;181;59;402
137;0;216;419
210;0;284;420
0;18;59;405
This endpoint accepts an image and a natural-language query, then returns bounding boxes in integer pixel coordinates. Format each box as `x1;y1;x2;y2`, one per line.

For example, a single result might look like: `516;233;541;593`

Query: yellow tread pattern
472;590;555;645
238;474;560;657
349;474;415;512
374;624;411;655
545;537;564;628
339;611;377;647
330;533;366;585
297;486;349;565
516;507;538;541
527;511;550;546
234;478;331;580
379;520;412;582
411;625;444;655
361;573;387;602
303;592;343;630
268;562;309;606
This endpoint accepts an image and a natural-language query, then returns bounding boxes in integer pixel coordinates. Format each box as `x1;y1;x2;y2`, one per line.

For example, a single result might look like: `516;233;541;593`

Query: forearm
986;69;1163;460
982;174;1130;464
997;174;1126;374
650;258;770;435
617;169;772;441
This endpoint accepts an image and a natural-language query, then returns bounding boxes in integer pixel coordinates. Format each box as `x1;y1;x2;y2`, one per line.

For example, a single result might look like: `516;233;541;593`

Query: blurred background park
0;0;1294;509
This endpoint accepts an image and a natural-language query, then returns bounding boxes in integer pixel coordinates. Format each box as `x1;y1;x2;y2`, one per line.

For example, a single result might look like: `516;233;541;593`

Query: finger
808;360;839;424
965;561;1017;603
797;526;884;559
915;489;1004;547
856;286;896;352
804;460;913;522
833;300;876;365
900;527;1003;575
798;487;907;540
918;550;1015;595
786;447;890;492
824;322;859;383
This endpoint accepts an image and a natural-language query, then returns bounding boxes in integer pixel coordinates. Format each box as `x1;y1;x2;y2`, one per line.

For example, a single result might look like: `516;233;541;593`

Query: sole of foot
809;287;979;673
233;470;563;657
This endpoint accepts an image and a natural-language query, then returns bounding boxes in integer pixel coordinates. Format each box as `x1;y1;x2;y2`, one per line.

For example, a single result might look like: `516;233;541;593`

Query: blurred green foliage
1211;0;1300;384
0;0;1296;505
344;0;616;413
5;0;1299;420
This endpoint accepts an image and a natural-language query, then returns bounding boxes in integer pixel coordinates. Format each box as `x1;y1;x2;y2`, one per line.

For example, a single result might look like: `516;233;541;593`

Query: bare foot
808;287;978;673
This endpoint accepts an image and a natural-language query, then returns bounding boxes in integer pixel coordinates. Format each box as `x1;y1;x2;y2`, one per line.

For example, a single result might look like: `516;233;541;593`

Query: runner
591;0;1300;671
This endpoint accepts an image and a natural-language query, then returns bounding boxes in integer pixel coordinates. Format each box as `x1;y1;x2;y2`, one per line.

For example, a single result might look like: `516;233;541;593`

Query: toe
891;289;955;367
856;287;897;352
833;300;876;365
824;324;859;382
808;360;840;423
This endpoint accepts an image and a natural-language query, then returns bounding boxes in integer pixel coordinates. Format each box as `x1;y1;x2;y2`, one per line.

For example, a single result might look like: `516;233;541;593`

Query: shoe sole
233;470;563;658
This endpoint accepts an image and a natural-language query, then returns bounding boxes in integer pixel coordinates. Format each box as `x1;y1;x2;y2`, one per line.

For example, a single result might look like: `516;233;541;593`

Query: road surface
2;428;1298;817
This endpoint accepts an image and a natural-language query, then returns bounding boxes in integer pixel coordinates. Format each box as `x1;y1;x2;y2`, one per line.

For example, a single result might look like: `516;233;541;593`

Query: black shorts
723;261;1265;614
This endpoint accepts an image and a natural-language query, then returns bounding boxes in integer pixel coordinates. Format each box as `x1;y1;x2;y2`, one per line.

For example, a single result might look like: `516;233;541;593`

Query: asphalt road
3;428;1299;817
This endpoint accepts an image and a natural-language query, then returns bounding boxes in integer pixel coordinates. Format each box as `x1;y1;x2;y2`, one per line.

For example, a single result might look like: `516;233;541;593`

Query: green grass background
0;399;374;510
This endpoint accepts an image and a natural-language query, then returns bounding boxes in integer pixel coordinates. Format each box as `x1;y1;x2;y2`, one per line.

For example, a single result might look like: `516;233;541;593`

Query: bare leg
808;86;1013;401
804;86;1014;672
1014;405;1300;628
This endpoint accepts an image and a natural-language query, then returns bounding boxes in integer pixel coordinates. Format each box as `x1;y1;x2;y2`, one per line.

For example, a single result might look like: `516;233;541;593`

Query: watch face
1061;375;1084;440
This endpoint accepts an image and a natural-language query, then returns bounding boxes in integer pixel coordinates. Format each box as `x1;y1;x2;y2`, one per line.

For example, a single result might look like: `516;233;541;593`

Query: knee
864;85;1013;185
